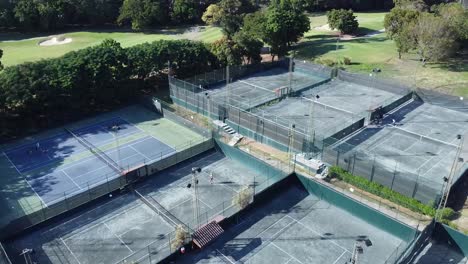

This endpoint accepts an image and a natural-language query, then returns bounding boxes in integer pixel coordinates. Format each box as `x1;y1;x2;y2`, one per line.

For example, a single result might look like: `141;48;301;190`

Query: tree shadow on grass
296;35;390;60
431;58;468;73
355;27;382;36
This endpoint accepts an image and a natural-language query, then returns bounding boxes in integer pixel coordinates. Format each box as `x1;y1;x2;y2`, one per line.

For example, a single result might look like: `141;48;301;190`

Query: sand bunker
314;24;335;31
39;36;73;46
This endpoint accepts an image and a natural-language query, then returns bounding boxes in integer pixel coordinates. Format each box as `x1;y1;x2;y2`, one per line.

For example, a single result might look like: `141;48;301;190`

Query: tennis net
239;80;276;94
134;189;188;229
64;128;122;174
301;97;355;117
390;126;457;147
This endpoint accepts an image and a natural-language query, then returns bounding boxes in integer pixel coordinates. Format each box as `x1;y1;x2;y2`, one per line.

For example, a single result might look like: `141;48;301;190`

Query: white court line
128;145;150;161
139;150;221;190
63;208;131;241
270;243;304;264
103;222;133;253
332;250;348;264
216;249;236;264
284;258;294;264
415;148;445;171
72;153;141;181
420;152;453;178
30;152;142;206
60;237;82;264
255;214;292;238
61;170;82;190
30;133;150;176
3;152;23;176
134;241;170;264
44;195;129;234
116;215;154;237
287;216;351;253
117;116;147;134
3;152;50;208
197;196;213;210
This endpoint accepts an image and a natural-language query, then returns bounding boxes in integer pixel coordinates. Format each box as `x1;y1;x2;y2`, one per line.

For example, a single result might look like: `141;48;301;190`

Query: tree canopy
0;39;221;140
414;13;457;62
384;8;420;58
117;0;166;30
384;2;466;62
0;49;3;71
262;0;310;58
326;9;359;34
172;0;200;24
202;4;224;25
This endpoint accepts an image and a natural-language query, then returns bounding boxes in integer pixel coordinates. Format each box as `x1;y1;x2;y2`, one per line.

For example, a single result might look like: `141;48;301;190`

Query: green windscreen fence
443;224;468;256
215;139;292;194
296;173;418;241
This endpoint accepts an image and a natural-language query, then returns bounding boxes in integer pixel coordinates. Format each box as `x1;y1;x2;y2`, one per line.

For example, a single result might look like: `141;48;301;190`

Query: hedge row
329;166;455;220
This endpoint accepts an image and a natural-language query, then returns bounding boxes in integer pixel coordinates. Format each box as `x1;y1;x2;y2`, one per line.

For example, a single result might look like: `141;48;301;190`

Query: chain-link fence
0;243;11;264
169;62;445;205
115;137;293;264
184;60;289;88
0;136;214;240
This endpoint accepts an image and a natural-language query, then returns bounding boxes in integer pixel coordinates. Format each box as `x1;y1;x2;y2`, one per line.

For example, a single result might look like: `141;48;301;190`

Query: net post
105;173;110;193
64;192;68;209
40;200;46;221
87;182;91;201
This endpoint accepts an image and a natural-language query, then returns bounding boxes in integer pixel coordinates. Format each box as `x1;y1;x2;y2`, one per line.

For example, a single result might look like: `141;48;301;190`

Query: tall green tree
394;0;428;11
0;49;3;71
118;0;165;30
63;0;122;25
14;0;40;30
210;37;243;65
202;4;224;25
384;8;420;58
433;3;468;41
241;11;266;39
0;0;15;28
414;13;457;62
233;30;263;64
326;9;359;34
172;0;199;24
262;0;310;59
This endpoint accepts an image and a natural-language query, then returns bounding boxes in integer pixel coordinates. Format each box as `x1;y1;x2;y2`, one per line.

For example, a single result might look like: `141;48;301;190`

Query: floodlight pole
288;52;294;95
226;65;230;106
191;167;201;229
111;128;122;170
288;124;296;165
435;134;464;221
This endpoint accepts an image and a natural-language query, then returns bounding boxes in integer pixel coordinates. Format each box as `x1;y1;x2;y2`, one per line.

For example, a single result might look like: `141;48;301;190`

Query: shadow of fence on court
114;139;294;264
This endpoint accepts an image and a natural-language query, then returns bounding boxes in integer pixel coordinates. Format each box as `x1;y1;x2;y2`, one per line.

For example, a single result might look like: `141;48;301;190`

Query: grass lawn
298;12;468;96
0;26;223;66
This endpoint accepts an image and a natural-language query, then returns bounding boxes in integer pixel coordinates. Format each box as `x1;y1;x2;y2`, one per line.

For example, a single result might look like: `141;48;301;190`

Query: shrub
315;58;336;67
438;207;455;220
329;166;436;216
343;57;351;65
232;186;253;209
170;225;189;251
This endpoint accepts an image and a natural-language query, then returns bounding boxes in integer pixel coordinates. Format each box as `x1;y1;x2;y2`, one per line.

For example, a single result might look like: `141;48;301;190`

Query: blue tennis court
3;117;176;206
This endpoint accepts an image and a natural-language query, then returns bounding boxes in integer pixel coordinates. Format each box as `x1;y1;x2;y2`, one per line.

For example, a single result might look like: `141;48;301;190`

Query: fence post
147;245;152;264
